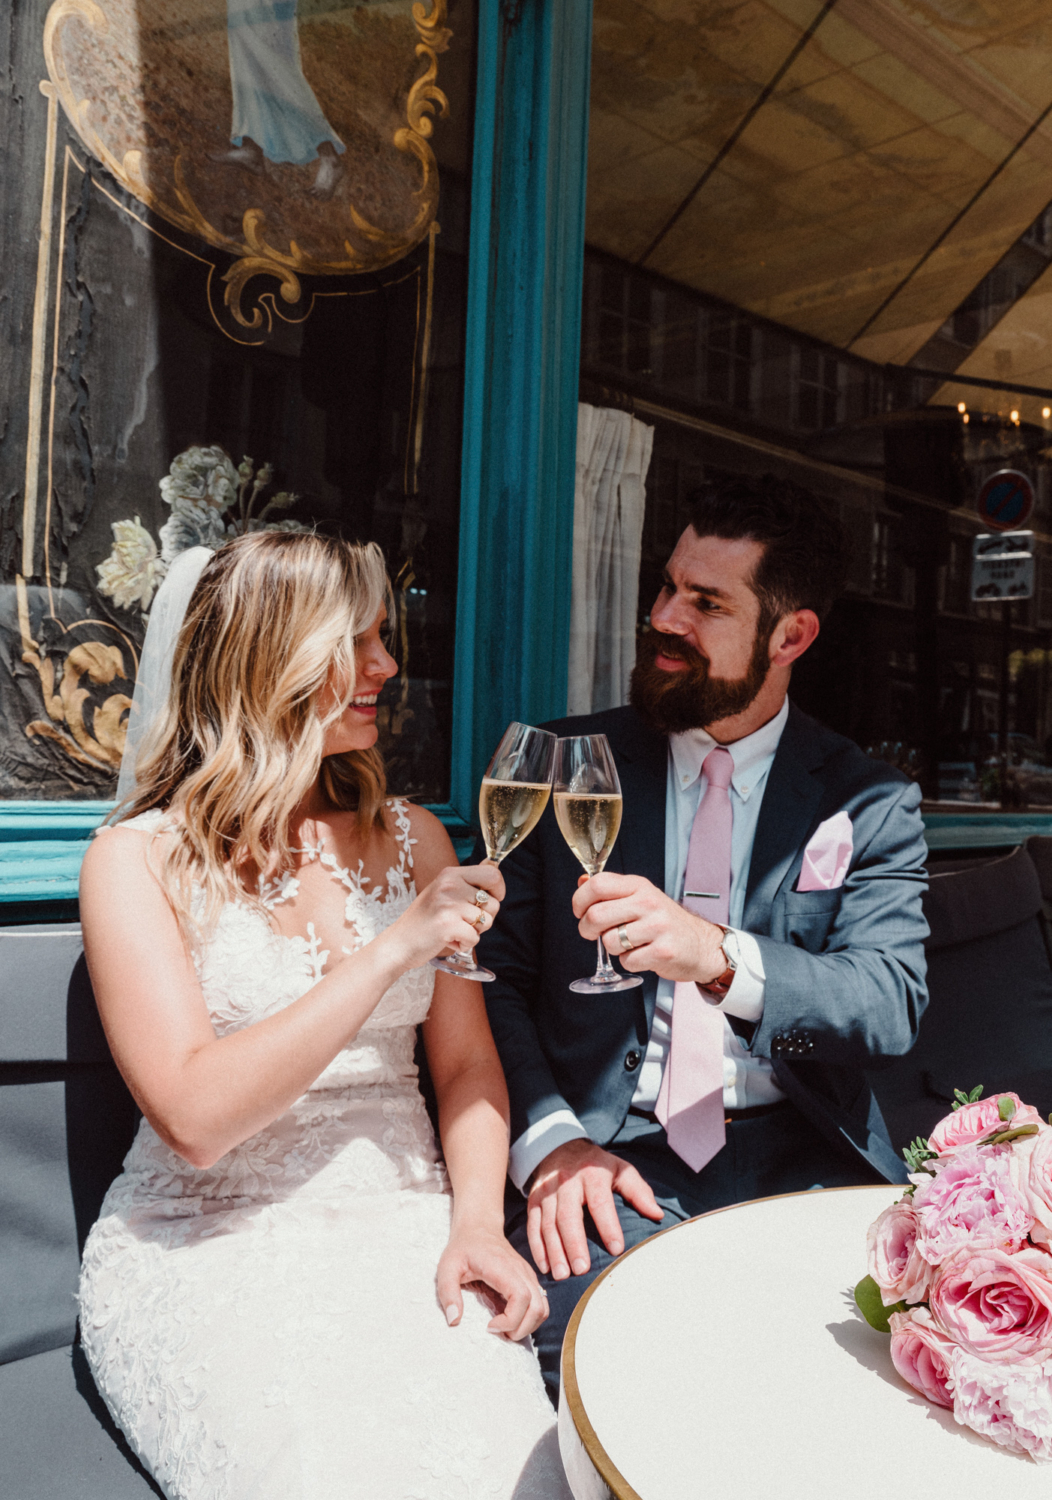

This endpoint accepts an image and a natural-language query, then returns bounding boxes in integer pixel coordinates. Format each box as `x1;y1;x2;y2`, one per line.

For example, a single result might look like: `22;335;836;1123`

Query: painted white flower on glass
96;446;302;611
160;498;230;563
95;517;163;611
159;446;240;511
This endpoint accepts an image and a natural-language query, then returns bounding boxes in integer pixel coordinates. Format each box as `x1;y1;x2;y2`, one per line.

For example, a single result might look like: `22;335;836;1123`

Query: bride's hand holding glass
382;861;504;974
430;722;557;983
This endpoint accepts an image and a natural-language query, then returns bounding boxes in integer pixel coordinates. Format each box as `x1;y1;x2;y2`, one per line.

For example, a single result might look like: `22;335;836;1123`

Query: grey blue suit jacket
476;702;930;1185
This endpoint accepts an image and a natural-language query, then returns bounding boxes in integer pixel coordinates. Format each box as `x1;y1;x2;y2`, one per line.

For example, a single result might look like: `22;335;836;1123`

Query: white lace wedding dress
78;803;569;1500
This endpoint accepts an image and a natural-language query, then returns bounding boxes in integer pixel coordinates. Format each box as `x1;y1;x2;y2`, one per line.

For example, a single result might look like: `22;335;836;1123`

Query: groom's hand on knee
526;1138;663;1282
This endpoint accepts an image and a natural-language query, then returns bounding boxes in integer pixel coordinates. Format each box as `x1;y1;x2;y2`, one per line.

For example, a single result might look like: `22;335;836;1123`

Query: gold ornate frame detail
43;0;451;329
16;578;136;773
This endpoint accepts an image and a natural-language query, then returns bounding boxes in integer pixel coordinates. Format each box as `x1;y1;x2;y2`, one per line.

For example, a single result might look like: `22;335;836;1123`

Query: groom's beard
629;623;773;736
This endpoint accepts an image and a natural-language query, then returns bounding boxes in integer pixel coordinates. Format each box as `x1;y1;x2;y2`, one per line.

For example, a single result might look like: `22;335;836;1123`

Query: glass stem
454;855;499;971
594;935;619;983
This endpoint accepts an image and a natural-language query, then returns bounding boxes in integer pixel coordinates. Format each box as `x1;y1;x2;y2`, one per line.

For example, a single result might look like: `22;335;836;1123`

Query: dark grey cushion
0;1344;162;1498
870;847;1052;1152
1025;835;1052;903
1;925;138;1363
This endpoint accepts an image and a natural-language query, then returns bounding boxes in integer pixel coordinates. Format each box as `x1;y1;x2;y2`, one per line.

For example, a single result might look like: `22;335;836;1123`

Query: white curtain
567;403;654;716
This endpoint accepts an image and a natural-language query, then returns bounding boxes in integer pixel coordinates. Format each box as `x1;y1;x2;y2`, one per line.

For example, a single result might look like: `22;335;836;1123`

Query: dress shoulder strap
95;807;170;836
385;799;416;871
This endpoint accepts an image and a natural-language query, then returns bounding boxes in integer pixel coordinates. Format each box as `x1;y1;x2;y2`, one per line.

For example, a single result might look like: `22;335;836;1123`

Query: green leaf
902;1136;938;1174
986;1124;1040;1145
999;1096;1017;1121
855;1275;905;1333
970;1085;984;1102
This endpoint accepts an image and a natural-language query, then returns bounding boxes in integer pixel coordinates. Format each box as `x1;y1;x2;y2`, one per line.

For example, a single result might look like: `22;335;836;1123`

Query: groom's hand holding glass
572;874;731;985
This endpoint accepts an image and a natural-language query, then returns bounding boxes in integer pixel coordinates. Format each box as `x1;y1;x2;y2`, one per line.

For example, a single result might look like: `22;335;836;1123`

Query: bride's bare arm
415;821;549;1341
79;819;501;1170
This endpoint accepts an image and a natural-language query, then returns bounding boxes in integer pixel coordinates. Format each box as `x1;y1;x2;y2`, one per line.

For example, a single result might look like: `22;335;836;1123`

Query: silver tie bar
684;891;720;900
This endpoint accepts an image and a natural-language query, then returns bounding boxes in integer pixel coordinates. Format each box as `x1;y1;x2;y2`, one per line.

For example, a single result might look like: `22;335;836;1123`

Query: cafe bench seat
867;840;1052;1154
0;923;157;1497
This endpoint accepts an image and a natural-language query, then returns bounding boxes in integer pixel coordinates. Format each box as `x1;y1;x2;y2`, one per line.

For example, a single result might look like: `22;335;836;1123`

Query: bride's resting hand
436;1227;549;1341
382;862;504;971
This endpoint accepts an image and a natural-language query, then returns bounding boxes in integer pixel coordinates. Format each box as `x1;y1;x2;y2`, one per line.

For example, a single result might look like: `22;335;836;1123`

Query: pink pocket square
797;811;853;892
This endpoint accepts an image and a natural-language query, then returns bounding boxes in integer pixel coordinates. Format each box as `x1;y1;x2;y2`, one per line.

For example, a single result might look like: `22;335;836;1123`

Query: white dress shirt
507;699;790;1194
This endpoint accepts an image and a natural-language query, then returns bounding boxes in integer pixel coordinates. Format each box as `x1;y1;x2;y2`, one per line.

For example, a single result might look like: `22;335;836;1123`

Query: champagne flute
430;721;557;983
553;734;643;994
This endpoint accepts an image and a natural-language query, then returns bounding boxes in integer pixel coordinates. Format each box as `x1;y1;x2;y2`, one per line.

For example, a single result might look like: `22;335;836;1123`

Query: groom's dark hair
687;473;846;624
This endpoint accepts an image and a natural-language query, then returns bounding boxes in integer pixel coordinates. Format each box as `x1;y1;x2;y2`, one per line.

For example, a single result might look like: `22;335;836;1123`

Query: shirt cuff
508;1110;589;1195
715;927;766;1023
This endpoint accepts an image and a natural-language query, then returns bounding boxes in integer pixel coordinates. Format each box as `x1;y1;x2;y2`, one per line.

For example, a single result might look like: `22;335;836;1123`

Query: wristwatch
698;925;739;1004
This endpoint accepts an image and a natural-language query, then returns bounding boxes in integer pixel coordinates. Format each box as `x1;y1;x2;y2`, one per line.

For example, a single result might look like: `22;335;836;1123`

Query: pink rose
927;1093;1044;1156
866;1198;932;1305
912;1143;1033;1264
929;1246;1052;1362
952;1348;1052;1462
888;1308;955;1408
1019;1129;1052;1247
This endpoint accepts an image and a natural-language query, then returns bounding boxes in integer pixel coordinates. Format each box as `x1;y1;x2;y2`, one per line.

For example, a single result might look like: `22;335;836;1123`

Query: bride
77;532;571;1500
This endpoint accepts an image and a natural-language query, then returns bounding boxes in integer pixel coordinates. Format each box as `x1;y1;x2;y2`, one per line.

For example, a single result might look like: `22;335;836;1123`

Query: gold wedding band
618;924;635;952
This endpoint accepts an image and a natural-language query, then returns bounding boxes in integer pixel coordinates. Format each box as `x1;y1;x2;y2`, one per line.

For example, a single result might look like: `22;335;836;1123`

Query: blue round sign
976;469;1034;532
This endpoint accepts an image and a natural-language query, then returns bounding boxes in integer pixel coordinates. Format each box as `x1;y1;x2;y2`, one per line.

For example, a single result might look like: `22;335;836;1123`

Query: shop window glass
1;0;475;805
577;1;1052;808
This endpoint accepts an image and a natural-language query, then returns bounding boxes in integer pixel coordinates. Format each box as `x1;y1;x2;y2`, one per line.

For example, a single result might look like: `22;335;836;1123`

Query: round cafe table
557;1184;1052;1500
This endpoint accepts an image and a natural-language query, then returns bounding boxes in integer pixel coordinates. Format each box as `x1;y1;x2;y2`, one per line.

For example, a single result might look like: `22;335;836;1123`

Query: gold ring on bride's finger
473;910;488;931
474;890;490;909
618;924;635;952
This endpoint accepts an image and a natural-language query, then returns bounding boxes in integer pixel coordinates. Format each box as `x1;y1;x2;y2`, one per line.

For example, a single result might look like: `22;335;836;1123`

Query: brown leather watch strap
698;924;736;1002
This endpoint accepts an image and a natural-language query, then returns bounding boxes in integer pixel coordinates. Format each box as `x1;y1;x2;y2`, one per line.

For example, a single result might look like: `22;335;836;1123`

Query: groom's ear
769;609;819;667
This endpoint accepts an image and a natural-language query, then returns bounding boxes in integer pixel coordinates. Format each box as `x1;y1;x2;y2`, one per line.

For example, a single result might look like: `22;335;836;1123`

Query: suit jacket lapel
744;703;826;935
598;710;666;1029
606;709;667;892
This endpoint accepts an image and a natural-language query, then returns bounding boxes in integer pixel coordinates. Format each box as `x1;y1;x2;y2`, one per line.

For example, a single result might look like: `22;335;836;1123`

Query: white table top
559;1185;1052;1500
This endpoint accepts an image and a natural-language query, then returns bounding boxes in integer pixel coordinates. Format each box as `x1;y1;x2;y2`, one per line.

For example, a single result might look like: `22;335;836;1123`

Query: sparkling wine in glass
553;734;643;994
430;722;556;983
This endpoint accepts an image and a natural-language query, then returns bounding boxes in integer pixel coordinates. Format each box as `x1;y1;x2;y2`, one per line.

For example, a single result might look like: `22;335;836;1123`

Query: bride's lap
80;1190;567;1500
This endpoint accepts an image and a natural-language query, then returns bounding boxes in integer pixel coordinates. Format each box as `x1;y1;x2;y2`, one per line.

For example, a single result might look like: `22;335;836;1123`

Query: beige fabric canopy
588;0;1052;365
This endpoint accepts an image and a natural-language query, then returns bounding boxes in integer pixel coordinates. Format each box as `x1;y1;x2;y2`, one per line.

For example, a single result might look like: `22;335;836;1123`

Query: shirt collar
669;697;790;803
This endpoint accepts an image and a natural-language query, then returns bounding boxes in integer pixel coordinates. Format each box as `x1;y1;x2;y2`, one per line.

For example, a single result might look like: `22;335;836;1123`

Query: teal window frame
0;0;595;909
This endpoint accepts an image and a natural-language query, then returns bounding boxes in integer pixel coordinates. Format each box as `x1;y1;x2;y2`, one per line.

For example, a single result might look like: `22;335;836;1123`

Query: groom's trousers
505;1100;882;1408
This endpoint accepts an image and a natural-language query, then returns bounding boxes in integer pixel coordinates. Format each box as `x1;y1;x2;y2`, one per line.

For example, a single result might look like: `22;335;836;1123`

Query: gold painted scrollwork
16;575;131;772
43;0;450;327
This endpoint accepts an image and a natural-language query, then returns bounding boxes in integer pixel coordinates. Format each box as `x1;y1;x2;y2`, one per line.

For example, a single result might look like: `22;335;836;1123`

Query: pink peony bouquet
858;1087;1052;1462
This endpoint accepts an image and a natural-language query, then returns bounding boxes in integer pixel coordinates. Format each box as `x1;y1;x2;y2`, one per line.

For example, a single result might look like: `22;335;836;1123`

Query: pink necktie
655;746;733;1172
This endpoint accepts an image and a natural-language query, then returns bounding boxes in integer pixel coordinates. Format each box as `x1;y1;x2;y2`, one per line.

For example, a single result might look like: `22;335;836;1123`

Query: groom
475;473;929;1403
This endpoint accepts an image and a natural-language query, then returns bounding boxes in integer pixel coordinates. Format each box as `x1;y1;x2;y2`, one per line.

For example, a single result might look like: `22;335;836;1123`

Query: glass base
429;954;495;983
569;972;644;993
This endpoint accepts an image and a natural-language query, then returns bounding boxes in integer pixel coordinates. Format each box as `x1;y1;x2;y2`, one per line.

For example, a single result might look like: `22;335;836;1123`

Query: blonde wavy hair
122;530;392;935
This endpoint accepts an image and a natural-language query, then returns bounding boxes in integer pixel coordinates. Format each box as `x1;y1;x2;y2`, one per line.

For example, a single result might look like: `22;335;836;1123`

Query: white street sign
971;530;1035;601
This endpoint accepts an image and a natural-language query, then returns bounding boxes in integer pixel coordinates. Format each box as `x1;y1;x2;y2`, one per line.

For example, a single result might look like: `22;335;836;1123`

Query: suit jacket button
624;1050;641;1071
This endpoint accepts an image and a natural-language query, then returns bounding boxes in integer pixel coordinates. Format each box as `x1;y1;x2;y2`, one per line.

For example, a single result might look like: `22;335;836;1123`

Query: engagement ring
618;924;635;952
474;891;490;909
473;911;489;931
